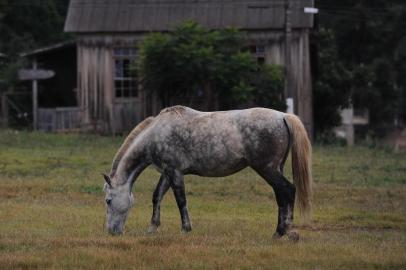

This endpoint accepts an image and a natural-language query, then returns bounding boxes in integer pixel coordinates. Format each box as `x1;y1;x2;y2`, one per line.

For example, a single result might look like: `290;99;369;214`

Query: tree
395;38;406;122
0;0;70;91
138;21;285;111
314;0;406;137
251;65;286;111
0;0;69;57
312;28;351;135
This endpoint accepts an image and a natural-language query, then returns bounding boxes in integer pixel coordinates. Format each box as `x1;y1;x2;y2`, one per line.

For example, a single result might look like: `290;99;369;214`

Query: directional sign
18;69;55;81
304;7;319;14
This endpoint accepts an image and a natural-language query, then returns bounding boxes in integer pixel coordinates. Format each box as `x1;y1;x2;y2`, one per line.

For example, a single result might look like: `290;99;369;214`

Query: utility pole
284;0;295;113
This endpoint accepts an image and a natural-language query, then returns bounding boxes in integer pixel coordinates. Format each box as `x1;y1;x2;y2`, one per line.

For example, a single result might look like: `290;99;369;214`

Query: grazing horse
103;105;312;240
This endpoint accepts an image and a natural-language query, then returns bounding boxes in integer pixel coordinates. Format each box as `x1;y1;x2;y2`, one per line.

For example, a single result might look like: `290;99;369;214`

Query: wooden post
32;58;38;130
346;107;355;146
1;92;8;128
284;0;293;106
18;63;54;130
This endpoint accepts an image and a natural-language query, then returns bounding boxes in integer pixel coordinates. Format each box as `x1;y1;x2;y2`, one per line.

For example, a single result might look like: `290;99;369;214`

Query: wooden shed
20;42;78;131
64;0;315;134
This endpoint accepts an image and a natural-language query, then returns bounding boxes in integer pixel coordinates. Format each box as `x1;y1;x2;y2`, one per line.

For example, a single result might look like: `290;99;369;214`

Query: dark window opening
113;47;138;99
246;45;266;65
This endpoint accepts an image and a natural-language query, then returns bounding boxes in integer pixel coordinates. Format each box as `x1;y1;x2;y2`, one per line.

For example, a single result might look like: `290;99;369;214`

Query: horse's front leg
148;174;170;234
166;169;192;232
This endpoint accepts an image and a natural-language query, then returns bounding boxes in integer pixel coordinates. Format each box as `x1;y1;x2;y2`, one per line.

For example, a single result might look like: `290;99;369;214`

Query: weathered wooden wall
77;39;144;134
38;107;81;132
66;0;315;135
77;29;312;135
77;45;113;132
112;99;142;134
292;30;313;137
249;30;313;135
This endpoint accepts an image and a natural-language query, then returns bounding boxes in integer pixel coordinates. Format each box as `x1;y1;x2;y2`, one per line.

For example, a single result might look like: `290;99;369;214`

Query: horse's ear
102;173;112;187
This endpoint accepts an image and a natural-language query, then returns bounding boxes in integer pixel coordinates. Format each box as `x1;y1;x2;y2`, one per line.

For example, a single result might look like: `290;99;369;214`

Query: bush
138;21;285;111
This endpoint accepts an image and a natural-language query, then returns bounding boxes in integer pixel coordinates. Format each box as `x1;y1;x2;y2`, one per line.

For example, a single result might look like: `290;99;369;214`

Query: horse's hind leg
255;167;297;240
148;174;170;234
165;169;192;232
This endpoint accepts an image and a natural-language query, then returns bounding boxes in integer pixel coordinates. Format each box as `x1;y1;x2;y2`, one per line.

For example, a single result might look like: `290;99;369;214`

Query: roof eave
20;41;76;58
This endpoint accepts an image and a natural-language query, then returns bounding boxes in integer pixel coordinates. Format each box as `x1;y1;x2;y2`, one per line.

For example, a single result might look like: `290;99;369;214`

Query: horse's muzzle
107;225;123;235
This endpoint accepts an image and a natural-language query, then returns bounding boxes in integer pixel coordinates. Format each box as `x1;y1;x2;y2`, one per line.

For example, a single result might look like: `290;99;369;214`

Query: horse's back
148;106;289;175
157;106;285;126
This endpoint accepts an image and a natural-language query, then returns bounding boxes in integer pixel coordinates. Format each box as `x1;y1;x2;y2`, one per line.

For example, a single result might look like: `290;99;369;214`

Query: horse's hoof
272;231;299;242
181;225;192;233
272;232;283;240
147;225;158;234
287;230;299;242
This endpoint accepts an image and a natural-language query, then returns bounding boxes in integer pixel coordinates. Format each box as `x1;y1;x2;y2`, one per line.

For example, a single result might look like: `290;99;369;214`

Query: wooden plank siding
112;99;142;133
65;0;315;134
38;107;81;132
74;29;313;134
77;45;114;132
251;30;313;135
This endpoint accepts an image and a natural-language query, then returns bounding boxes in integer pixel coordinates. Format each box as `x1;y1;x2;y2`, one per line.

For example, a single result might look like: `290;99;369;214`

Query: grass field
0;130;405;269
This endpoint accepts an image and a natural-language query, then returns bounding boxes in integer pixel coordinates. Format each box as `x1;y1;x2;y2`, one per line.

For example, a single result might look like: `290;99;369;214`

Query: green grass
0;129;405;269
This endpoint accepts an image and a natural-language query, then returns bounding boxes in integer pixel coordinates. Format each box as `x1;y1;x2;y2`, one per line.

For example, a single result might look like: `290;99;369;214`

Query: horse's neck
114;146;150;186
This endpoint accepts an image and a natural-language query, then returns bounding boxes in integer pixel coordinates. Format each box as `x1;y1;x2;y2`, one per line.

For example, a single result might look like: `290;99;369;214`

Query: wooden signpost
18;61;55;130
18;69;55;81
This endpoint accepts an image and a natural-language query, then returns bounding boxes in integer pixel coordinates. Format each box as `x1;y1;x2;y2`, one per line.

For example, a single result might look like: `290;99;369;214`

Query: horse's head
103;174;134;235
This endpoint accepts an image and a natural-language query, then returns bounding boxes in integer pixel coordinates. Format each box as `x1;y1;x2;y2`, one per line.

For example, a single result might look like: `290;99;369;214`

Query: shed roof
20;41;76;57
64;0;314;33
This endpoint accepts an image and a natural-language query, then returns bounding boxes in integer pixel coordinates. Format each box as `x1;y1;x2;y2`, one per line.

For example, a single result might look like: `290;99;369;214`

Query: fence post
32;59;39;130
1;92;8;128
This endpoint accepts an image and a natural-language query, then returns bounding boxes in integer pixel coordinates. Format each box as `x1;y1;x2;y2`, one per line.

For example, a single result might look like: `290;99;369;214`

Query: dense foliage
0;0;70;90
0;0;69;58
312;28;351;134
315;0;406;136
138;22;286;111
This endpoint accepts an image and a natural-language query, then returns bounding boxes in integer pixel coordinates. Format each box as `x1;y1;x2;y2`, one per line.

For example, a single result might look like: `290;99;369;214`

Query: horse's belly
181;147;248;176
183;157;248;177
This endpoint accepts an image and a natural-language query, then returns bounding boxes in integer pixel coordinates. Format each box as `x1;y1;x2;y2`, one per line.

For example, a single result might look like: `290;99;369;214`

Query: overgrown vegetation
0;131;405;269
312;28;351;135
137;22;286;111
0;0;70;90
315;0;406;137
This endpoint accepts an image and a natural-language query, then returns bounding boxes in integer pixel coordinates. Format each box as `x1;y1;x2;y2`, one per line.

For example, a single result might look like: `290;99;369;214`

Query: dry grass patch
0;130;405;269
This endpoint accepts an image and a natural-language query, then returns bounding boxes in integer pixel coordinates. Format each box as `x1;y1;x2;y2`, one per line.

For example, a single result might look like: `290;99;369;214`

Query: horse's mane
159;105;187;117
110;116;155;177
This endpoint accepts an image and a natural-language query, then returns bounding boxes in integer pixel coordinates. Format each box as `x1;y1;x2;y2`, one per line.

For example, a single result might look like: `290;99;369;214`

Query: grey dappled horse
103;106;312;240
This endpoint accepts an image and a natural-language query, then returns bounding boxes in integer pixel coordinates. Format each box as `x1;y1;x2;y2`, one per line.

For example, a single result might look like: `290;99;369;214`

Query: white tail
284;114;313;220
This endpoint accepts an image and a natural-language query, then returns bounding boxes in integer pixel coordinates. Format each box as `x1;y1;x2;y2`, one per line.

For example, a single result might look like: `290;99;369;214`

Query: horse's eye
106;198;112;205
